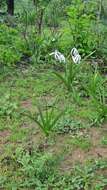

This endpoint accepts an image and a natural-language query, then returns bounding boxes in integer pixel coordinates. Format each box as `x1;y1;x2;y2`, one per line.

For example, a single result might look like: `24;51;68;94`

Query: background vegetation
0;0;107;189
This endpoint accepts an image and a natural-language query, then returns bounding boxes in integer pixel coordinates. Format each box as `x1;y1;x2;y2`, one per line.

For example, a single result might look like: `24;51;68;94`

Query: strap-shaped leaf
54;72;67;87
50;111;63;130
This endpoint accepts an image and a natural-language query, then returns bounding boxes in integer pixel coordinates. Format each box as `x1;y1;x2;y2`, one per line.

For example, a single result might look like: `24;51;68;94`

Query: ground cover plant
0;0;107;189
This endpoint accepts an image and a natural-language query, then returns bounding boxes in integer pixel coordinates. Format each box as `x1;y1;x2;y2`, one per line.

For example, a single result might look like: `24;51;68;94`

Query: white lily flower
71;48;81;64
49;50;66;63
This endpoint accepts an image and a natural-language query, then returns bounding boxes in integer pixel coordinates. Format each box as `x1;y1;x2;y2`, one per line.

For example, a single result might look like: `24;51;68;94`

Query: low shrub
0;24;28;66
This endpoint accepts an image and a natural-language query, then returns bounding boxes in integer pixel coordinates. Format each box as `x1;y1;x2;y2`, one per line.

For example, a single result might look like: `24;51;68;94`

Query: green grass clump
69;136;92;151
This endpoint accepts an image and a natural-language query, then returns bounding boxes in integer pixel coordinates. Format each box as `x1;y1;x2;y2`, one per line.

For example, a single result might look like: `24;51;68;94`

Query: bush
58;0;99;56
0;24;28;66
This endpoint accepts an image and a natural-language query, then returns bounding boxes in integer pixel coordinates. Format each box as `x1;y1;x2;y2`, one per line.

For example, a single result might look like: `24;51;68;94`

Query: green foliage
44;0;63;28
101;136;107;146
20;6;36;26
1;147;107;190
61;0;98;55
33;0;51;8
0;1;107;190
0;149;59;189
16;149;57;186
0;24;27;66
56;119;84;134
0;66;107;190
0;46;20;66
28;101;63;137
0;0;6;8
69;136;92;150
86;71;107;124
29;34;53;64
86;71;103;99
54;62;80;91
0;93;18;118
53;160;107;190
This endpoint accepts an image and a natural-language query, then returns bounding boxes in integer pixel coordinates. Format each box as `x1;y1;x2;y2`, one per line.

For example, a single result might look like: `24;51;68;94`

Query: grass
101;136;107;146
68;136;92;151
0;0;107;188
0;65;107;189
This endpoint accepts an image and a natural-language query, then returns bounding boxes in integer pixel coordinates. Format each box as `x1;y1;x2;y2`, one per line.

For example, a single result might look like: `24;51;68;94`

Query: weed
69;136;91;151
0;94;18;118
101;137;107;146
1;148;59;189
56;119;84;134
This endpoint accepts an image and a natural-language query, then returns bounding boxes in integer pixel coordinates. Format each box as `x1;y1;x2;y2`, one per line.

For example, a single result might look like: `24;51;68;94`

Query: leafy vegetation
0;0;107;189
27;100;63;137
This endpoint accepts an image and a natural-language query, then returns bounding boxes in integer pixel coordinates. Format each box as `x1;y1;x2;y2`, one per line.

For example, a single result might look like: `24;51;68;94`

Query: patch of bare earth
38;95;55;102
88;127;102;146
15;120;107;174
25;125;107;172
60;149;86;172
0;130;11;143
60;147;107;172
0;130;11;154
21;99;33;110
58;127;107;172
46;134;71;154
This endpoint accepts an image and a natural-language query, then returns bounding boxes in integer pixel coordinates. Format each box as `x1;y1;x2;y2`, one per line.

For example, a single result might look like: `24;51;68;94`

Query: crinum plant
54;61;81;91
27;99;63;137
86;71;107;124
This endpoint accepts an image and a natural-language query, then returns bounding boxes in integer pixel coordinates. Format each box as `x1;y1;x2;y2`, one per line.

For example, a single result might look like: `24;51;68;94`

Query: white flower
52;38;56;42
49;50;66;63
71;48;81;64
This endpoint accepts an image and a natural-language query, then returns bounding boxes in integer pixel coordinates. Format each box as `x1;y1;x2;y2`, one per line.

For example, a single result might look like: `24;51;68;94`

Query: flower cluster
71;48;81;64
50;48;81;64
49;50;66;63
